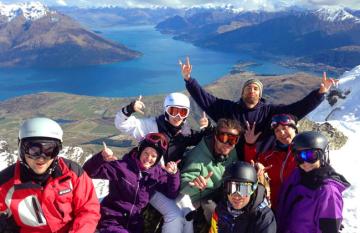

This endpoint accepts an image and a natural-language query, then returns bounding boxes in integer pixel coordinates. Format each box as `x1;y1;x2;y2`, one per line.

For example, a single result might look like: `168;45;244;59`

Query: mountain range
0;2;141;67
156;7;360;71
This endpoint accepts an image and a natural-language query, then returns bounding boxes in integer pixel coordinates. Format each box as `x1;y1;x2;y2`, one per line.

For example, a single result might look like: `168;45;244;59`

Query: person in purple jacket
276;131;350;233
83;132;180;233
179;57;338;155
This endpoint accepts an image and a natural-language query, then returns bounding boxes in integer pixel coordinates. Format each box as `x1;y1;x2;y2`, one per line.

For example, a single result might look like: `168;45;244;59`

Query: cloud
1;0;360;10
56;0;67;6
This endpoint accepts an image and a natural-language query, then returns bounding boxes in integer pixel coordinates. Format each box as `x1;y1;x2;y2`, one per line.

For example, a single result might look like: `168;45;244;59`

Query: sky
1;0;360;10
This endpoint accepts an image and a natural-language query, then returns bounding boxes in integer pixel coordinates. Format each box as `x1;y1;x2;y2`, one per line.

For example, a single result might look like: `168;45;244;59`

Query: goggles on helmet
226;181;255;197
270;114;296;129
294;149;321;164
22;140;60;160
165;106;189;119
215;131;240;146
144;133;168;153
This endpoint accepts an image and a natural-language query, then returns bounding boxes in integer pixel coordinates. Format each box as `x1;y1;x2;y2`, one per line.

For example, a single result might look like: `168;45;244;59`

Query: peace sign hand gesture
319;72;338;94
244;121;261;145
179;57;192;81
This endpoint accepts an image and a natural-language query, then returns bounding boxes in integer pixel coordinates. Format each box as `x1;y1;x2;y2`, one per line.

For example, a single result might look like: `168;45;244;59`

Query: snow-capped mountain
314;7;360;23
0;1;51;21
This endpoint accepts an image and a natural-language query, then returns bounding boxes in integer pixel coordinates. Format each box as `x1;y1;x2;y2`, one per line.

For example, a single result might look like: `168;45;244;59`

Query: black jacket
210;185;276;233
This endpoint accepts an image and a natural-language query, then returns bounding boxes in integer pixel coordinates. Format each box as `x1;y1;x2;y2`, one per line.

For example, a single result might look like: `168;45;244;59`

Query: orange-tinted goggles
216;131;240;146
166;106;189;118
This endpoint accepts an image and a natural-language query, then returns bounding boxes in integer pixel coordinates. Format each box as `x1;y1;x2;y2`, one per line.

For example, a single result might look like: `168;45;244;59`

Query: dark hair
216;118;242;133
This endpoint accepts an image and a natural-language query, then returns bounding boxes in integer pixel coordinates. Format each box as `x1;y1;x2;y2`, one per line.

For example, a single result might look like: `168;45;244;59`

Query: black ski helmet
292;131;328;152
292;131;329;164
224;161;258;184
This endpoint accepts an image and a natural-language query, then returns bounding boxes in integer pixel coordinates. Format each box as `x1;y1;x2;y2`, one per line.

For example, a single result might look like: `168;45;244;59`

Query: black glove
122;101;136;117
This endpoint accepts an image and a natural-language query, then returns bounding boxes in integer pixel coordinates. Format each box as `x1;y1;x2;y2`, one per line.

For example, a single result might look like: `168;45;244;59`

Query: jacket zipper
127;172;141;228
280;151;291;183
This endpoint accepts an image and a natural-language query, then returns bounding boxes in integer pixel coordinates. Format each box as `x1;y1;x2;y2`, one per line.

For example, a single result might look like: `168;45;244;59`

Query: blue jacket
185;78;325;154
276;166;350;233
83;149;180;232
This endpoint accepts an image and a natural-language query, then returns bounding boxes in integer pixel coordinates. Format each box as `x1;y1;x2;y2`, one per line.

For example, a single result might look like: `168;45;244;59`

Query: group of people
0;57;350;233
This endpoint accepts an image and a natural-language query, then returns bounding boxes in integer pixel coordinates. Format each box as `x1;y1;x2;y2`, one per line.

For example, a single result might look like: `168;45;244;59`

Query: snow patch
0;1;51;21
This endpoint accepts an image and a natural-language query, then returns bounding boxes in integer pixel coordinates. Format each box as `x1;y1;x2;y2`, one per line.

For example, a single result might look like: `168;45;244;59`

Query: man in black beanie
179;57;337;155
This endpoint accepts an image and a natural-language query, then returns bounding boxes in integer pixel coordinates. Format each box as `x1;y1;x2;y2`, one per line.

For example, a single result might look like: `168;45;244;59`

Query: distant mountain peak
314;7;360;23
0;1;51;21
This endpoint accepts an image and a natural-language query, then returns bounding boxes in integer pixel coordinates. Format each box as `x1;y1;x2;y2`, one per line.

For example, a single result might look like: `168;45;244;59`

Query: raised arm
179;57;237;121
82;146;119;180
271;72;337;119
114;95;158;141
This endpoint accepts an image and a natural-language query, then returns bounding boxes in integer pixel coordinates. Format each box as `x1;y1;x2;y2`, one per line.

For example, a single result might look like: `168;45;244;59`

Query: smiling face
242;83;261;108
25;155;54;175
228;193;251;210
168;114;184;127
139;147;159;169
274;124;296;145
299;160;321;172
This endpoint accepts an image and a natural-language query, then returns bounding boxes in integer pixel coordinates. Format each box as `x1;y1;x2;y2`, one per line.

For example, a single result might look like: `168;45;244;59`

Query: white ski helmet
19;117;63;142
163;92;190;111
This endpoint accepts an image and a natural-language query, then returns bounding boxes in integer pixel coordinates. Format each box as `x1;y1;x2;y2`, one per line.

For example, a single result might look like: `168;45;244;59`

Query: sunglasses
226;181;255;197
144;133;168;152
166;106;189;119
270;114;296;129
215;131;240;146
23;141;60;160
294;149;321;164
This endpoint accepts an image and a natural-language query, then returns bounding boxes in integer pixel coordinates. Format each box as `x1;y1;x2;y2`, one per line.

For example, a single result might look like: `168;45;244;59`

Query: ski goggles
215;131;240;146
144;133;168;152
165;106;189;119
270;114;296;129
294;149;321;164
226;181;255;197
23;141;60;160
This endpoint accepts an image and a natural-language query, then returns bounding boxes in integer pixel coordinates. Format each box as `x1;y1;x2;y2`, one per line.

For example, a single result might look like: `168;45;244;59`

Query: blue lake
0;25;298;100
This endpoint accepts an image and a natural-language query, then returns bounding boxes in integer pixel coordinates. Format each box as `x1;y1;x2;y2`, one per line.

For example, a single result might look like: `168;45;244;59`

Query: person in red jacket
0;117;100;233
246;114;298;210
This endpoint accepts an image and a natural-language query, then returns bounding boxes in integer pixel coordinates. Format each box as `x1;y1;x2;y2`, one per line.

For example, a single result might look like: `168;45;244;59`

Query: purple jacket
83;149;180;232
185;78;325;155
276;167;350;233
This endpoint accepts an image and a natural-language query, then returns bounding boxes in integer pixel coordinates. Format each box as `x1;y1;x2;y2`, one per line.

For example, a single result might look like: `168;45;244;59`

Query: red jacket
245;143;297;210
0;158;100;233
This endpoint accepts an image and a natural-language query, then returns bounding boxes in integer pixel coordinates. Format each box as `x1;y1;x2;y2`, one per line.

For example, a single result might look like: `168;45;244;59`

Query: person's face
139;147;158;169
168;114;184;127
228;193;251;210
274;124;296;145
242;83;260;107
25;156;55;175
299;160;321;172
214;127;240;156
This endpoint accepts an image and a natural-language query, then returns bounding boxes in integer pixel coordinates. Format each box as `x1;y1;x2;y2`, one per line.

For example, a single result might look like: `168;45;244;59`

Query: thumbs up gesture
162;159;181;174
189;171;214;191
133;95;146;115
199;111;209;129
101;142;117;162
